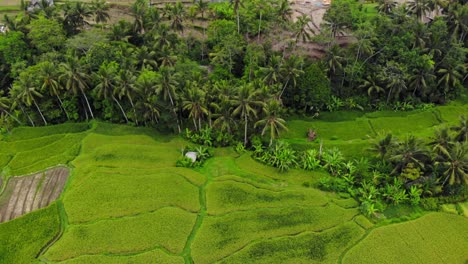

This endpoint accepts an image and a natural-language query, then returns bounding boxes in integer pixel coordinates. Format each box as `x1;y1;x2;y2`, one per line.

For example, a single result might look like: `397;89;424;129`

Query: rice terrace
0;0;467;262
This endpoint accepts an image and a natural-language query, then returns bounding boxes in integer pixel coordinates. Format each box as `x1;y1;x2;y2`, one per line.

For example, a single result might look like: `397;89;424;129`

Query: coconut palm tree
377;0;397;14
435;142;468;186
451;115;467;142
0;91;21;125
389;135;430;173
255;99;288;146
430;127;454;155
369;132;396;161
156;66;181;133
293;14;314;44
212;95;236;133
229;0;243;33
59;56;94;119
93;62;129;123
278;55;304;100
116;70;139;125
407;0;431;21
38;62;69;120
182;82;208;131
276;0;292;22
167;2;185;34
12;73;47;125
91;0;110;24
232;84;264;145
360;75;385;99
261;55;283;86
195;0;209;19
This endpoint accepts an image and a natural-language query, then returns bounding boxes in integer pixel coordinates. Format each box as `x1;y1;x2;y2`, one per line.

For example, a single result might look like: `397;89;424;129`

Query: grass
63;168;201;223
1;103;467;263
219;222;365;264
0;203;60;264
44;207;197;261
342;213;468;264
61;249;184;264
191;205;359;263
206;180;329;215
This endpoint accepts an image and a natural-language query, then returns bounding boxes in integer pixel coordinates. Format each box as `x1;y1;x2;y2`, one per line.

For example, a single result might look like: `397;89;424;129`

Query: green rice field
0;104;467;263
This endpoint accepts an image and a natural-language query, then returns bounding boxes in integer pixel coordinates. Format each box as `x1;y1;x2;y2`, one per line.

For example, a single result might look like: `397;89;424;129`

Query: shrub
176;145;213;168
301;149;322;170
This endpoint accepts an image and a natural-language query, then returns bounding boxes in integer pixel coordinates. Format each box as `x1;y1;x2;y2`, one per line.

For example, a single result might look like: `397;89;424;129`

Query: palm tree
293;15;314;43
325;44;344;76
63;1;92;34
377;0;397;14
93;62;129;123
39;62;69;120
116;70;139;125
255;100;288;146
195;0;209;19
212;95;236;133
279;55;304;100
229;0;243;33
156;66;181;133
409;67;435;97
437;65;463;94
60;56;94;119
430;127;454;155
407;0;431;21
435;142;468;186
182;82;208;131
130;0;147;34
369;132;396;161
451;116;467;142
360;75;385;99
167;2;185;34
261;55;283;85
0;91;21;125
276;0;292;22
135;46;158;70
91;0;110;24
389;135;430;173
12;74;47;125
232;84;264;145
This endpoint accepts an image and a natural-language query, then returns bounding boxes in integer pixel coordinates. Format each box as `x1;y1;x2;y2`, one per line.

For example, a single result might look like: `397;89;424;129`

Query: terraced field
0;104;467;263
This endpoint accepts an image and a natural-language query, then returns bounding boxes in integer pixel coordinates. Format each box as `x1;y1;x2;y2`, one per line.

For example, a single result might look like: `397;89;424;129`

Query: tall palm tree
232;84;264;145
63;1;92;34
135;46;158;70
261;55;283;85
195;0;209;19
435;142;468;186
116;70;139;125
93;62;129;123
276;0;292;22
377;0;397;14
38;62;69;120
167;2;185;34
279;55;304;100
229;0;243;33
430;127;454;155
59;56;94;119
12;74;47;125
182;82;208;131
130;0;147;34
255;99;288;146
91;0;110;24
369;132;396;161
360;75;385;99
409;67;435;97
293;14;314;43
451;115;467;142
0;91;21;125
407;0;431;21
156;66;181;133
212;95;236;133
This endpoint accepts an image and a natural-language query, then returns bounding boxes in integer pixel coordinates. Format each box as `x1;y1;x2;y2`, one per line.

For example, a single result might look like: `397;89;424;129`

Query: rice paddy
0;104;467;263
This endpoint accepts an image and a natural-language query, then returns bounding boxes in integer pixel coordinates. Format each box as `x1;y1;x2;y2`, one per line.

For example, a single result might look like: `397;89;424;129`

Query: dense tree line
0;0;466;146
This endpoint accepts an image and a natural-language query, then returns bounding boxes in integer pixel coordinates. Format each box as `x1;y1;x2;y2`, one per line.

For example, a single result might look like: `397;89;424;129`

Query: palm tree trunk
168;93;181;133
244;113;248;146
279;78;290;100
20;104;35;127
193;117;198;131
56;94;70;120
237;10;240;34
128;96;139;125
198;117;202;131
33;100;47;126
80;87;94;119
112;95;129;123
257;11;262;43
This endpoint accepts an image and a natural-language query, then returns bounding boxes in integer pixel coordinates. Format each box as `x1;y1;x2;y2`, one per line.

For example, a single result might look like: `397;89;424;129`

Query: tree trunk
33;100;47;126
80;87;94;119
278;78;290;100
168;92;181;133
128;96;139;125
257;11;262;43
20;104;35;127
56;94;70;120
244;113;248;146
237;10;240;34
198;117;202;131
113;95;129;123
193;117;198;131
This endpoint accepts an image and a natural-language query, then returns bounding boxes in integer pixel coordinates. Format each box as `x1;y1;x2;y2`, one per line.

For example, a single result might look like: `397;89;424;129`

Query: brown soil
0;167;69;223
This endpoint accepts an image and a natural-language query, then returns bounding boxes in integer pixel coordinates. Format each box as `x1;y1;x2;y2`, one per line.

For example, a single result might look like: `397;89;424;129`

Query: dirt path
0;167;70;223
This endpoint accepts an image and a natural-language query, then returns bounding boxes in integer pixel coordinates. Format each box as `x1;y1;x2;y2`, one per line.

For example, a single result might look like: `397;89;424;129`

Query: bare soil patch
0;167;69;223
